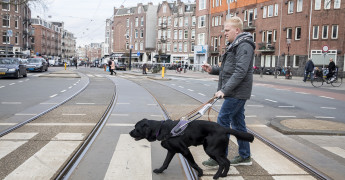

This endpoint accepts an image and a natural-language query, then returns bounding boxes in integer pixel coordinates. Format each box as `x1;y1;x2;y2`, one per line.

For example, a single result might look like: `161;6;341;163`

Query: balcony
243;21;256;31
257;42;275;52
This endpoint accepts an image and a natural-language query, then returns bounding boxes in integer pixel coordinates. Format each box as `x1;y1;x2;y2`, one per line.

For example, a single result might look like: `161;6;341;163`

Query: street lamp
287;38;291;57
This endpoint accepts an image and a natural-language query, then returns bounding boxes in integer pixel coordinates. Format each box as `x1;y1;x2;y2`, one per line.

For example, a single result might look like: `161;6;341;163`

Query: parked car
116;62;126;71
26;58;48;72
0;57;27;79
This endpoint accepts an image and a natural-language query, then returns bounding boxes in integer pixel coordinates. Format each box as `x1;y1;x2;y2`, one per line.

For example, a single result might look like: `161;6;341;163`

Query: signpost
322;45;329;68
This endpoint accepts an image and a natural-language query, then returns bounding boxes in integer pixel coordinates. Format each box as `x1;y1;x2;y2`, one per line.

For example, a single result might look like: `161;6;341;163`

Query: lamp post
287;38;291;64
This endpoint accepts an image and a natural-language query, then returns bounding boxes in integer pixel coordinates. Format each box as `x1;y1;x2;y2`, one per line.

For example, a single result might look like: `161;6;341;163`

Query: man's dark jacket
210;32;255;100
305;60;314;72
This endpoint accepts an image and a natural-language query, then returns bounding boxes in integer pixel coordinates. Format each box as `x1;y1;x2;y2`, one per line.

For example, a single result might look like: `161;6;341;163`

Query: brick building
112;3;158;64
207;0;344;75
155;0;196;64
0;1;31;57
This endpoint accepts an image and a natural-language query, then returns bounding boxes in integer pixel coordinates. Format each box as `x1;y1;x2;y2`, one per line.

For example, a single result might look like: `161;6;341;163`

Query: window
135;42;138;50
184;42;188;52
215;16;219;26
140;42;143;50
126;19;129;27
331;25;338;39
191;29;195;39
322;25;328;39
212;17;214;26
15;32;19;44
287;28;292;39
313;26;319;39
174;30;177;39
297;0;303;12
273;30;277;42
288;1;294;14
135;18;138;27
184;30;188;39
274;4;279;16
253;32;256;43
15;18;19;29
167;43;171;51
3;15;10;27
138;7;141;13
262;31;266;42
2;32;9;44
2;2;9;11
158;17;162;26
199;0;206;10
163;5;167;13
324;0;331;9
254;8;257;19
263;6;267;18
244;10;247;21
268;5;274;17
168;17;171;26
141;17;144;26
191;42;195;52
140;30;144;38
167;29;171;38
295;27;301;40
179;42;182;52
174;43;177;52
267;31;272;44
334;0;341;8
198;33;205;45
179;17;183;27
126;43;129;50
135;29;138;38
199;16;206;27
15;4;18;12
174;18;178;27
179;30;183;39
192;16;196;26
126;30;129;39
184;17;188;26
315;0;321;10
158;30;161;39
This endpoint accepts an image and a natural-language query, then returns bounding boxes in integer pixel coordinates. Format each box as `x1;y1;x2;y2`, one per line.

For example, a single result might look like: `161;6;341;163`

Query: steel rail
0;76;90;138
55;77;117;180
154;79;330;180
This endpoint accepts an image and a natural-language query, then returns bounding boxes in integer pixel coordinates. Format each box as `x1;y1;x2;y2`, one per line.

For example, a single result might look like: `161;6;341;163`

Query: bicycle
311;70;343;87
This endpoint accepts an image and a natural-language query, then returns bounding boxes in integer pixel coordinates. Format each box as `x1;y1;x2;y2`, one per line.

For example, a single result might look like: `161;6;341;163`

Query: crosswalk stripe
104;134;152;180
322;147;345;159
0;141;27;159
4;140;81;179
272;175;316;180
52;133;86;141
1;133;38;140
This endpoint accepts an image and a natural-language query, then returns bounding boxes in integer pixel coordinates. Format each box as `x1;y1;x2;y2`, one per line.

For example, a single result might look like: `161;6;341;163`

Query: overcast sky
31;0;191;47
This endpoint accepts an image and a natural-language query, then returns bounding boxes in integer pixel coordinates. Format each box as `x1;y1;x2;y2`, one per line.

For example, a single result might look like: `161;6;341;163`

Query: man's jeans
304;71;314;81
217;97;251;159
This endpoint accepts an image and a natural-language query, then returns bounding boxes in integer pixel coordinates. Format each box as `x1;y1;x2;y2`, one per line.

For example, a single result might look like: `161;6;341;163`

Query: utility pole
129;22;132;70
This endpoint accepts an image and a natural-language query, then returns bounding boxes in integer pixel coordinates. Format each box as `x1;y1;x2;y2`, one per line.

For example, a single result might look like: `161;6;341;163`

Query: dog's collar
155;120;164;138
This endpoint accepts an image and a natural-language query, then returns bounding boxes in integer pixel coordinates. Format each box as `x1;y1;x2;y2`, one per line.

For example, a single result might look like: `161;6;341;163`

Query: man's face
224;23;239;43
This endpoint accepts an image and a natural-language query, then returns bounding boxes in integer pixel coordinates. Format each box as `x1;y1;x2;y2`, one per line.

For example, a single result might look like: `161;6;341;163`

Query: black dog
129;119;254;179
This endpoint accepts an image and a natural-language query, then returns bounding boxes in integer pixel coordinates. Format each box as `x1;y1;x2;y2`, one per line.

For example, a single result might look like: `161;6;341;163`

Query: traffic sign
322;45;329;53
137;51;140;56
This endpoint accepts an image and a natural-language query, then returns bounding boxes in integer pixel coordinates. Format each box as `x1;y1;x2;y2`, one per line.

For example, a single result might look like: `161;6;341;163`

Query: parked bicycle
311;67;343;87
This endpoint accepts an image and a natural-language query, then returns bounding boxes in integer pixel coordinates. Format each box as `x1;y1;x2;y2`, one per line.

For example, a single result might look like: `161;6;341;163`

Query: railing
257;42;275;52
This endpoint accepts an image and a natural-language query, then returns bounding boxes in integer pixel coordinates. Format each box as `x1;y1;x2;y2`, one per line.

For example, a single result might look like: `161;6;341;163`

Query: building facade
0;1;32;57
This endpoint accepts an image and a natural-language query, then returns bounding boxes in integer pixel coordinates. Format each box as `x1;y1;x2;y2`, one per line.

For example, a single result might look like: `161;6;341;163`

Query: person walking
111;59;116;75
142;63;147;75
303;58;314;82
108;58;114;75
326;58;336;81
201;16;255;167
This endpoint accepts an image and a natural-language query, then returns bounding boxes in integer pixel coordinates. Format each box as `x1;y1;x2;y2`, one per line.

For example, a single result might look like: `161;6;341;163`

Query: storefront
194;45;208;71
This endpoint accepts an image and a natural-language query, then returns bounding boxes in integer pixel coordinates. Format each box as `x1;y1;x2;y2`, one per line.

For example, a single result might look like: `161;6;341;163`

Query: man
326;58;336;81
108;58;114;75
303;58;314;82
201;16;255;167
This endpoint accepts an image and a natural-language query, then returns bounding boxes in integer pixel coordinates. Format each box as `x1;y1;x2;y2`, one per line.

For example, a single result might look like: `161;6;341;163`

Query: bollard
162;67;165;78
104;64;106;71
64;63;67;70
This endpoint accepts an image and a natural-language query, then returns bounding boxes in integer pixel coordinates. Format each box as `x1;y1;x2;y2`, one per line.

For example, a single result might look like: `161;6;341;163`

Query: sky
30;0;191;47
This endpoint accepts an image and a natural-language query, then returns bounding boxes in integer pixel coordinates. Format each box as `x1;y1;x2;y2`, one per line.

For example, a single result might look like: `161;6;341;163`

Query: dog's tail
226;129;254;142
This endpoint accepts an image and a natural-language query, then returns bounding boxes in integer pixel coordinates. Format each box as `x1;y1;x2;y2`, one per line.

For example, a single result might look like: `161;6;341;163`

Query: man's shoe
202;158;218;167
230;156;252;166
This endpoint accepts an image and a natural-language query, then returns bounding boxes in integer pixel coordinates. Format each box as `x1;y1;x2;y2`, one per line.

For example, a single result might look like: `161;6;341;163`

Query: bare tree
3;0;48;11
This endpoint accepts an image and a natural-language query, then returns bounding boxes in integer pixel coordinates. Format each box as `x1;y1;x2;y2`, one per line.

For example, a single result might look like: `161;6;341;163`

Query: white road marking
147;104;157;106
61;90;66;92
1;102;21;104
171;84;176;86
0;141;27;159
187;89;194;92
18;81;23;83
4;140;81;180
62;114;86;116
276;116;296;118
76;103;95;105
247;105;264;107
178;86;184;88
150;115;163;117
265;99;278;103
0;86;5;88
315;116;335;119
296;92;310;95
319;96;334;99
246;115;257;118
321;107;336;110
248;124;267;127
106;123;135;127
204;84;210;86
111;114;129;116
278;106;295;108
50;94;58;98
198;93;205;96
1;133;38;140
52;133;85;141
272;175;315;180
104;134;152;179
117;103;130;105
9;83;15;85
68;86;73;89
40;103;58;105
322;147;345;159
26;123;95;126
15;113;37;116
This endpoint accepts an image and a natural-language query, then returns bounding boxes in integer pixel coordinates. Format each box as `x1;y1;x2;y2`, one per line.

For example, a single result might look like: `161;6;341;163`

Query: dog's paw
153;168;164;174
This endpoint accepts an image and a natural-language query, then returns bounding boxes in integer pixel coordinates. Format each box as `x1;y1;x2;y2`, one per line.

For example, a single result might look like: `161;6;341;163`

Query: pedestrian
201;16;255;167
303;58;314;82
326;58;336;81
108;58;114;75
314;67;322;78
74;59;78;69
142;63;147;75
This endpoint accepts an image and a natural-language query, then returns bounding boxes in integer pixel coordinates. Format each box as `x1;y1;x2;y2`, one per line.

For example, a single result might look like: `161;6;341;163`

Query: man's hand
201;63;212;73
214;90;224;98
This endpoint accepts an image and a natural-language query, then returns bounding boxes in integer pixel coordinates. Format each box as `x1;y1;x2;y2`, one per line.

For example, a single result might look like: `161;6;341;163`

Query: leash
171;97;220;137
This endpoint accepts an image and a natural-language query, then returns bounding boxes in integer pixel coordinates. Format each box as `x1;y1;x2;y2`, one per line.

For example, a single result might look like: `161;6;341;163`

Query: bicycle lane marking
254;83;345;102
